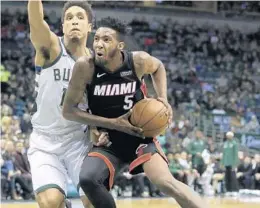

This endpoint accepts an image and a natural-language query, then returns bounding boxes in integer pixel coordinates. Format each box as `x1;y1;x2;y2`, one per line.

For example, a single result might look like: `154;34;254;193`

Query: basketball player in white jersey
27;1;108;207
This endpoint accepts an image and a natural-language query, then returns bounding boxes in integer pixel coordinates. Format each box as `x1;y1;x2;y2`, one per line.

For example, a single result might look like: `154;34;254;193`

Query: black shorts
87;138;168;190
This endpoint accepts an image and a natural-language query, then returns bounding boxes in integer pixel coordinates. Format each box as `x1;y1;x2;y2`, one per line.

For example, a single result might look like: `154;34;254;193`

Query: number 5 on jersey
123;95;134;110
61;90;134;110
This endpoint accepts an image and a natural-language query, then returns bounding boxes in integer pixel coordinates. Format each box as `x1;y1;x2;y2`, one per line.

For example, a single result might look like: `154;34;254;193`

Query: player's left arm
133;51;172;125
133;51;167;99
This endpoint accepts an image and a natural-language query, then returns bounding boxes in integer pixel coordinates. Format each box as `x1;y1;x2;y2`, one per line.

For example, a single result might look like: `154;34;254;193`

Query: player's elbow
62;105;74;121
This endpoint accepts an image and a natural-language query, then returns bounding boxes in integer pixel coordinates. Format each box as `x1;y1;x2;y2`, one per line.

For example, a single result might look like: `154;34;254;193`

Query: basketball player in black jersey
62;17;206;208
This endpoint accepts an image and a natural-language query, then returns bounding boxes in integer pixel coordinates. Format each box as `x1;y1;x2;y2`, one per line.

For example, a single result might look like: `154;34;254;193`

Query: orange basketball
130;98;169;137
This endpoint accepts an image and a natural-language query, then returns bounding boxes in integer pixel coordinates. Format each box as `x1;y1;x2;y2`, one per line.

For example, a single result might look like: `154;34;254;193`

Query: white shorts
27;129;90;196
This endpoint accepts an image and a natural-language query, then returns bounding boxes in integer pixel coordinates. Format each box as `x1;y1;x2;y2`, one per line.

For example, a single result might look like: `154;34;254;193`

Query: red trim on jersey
129;153;152;173
153;138;168;163
141;79;148;97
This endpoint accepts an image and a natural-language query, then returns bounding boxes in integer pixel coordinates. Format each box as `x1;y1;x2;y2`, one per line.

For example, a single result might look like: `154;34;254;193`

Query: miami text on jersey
94;81;137;96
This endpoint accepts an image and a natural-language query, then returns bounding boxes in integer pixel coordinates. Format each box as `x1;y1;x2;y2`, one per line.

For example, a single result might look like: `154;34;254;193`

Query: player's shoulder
132;51;151;62
76;54;94;68
132;51;161;70
132;51;151;67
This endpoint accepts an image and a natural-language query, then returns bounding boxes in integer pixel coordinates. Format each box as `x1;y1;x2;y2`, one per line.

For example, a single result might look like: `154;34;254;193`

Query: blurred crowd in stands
129;16;260;134
89;1;260;14
1;2;260;200
218;1;260;13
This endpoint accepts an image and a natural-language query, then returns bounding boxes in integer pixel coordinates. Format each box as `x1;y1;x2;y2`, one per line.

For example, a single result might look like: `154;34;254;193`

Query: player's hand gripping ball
130;98;172;137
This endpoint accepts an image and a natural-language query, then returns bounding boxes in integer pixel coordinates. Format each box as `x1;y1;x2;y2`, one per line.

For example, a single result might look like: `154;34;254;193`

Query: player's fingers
97;138;112;147
131;132;144;139
91;128;100;136
131;127;145;139
132;126;143;133
98;133;108;142
157;97;168;107
98;132;108;141
96;133;109;146
169;112;173;125
97;138;108;146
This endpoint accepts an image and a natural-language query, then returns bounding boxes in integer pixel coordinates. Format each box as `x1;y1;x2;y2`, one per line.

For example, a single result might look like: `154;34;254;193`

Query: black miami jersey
86;50;151;161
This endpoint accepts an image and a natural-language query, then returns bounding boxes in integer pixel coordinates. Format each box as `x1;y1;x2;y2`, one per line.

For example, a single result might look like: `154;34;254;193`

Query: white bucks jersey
31;37;88;135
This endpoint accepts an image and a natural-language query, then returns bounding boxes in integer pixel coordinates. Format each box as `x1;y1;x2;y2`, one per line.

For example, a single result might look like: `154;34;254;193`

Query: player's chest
40;61;75;84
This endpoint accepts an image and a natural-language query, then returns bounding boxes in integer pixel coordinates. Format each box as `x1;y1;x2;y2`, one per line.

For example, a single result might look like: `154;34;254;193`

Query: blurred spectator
113;165;159;198
0;64;11;93
167;152;187;184
252;154;260;189
1;140;22;199
2;140;15;161
238;151;245;164
20;113;32;134
13;142;32;187
1;155;15;199
1;116;13;135
218;1;260;13
221;131;239;195
197;157;214;196
1;139;6;155
2;140;33;200
188;131;206;177
212;156;225;194
178;151;199;187
244;115;260;132
216;74;228;93
237;156;253;189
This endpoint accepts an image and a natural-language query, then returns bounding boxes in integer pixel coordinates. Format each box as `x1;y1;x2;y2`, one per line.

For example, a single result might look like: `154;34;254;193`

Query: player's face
93;27;124;65
63;6;91;41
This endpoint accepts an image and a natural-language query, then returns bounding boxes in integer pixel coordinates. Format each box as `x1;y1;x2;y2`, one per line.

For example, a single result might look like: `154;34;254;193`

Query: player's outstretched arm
28;0;58;53
133;51;172;125
62;56;143;137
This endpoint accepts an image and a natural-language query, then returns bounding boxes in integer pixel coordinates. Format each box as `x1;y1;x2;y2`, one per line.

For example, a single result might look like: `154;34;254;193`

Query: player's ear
118;42;125;50
88;23;92;32
62;24;65;34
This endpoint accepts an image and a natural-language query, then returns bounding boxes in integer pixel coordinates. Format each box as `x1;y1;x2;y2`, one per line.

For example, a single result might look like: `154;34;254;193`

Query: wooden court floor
2;197;260;208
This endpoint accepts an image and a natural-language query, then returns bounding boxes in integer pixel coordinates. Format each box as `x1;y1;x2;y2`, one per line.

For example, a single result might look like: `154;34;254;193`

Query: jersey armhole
42;37;63;69
129;51;142;85
87;54;96;86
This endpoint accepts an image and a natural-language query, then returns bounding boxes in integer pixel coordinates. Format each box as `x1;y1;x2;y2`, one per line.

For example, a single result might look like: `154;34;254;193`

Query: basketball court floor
2;196;260;208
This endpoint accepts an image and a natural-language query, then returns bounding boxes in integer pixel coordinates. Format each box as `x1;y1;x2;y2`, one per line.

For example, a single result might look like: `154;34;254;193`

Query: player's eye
94;37;99;41
78;16;84;20
104;38;109;42
67;16;72;20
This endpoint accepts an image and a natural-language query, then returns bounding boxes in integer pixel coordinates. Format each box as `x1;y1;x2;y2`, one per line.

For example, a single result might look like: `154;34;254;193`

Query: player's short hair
62;1;93;24
96;17;131;40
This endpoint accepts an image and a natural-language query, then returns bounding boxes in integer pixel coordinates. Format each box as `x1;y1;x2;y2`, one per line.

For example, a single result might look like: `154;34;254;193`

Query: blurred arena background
1;1;260;208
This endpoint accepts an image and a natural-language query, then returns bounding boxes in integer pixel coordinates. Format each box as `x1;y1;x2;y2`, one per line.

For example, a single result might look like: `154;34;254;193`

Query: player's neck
63;36;88;58
105;51;123;72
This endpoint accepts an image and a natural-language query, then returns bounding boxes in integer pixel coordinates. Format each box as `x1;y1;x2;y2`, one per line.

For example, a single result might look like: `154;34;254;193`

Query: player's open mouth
97;52;103;57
